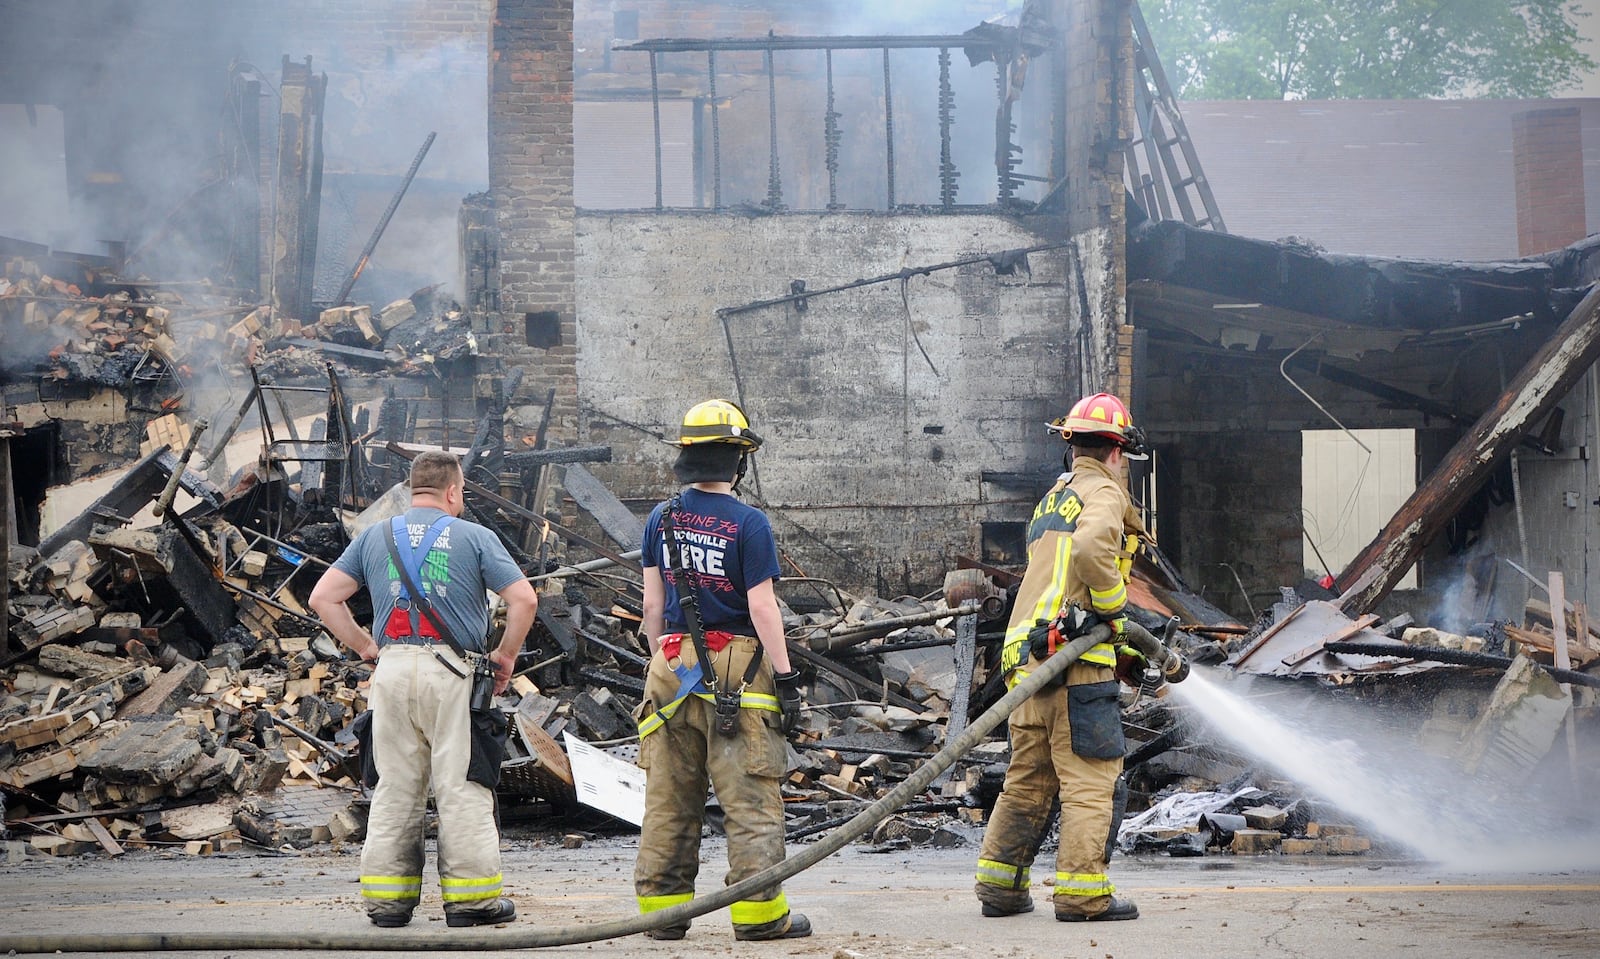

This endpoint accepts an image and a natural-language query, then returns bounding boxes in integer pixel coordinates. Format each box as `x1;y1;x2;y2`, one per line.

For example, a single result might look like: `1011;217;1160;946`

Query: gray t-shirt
332;506;524;654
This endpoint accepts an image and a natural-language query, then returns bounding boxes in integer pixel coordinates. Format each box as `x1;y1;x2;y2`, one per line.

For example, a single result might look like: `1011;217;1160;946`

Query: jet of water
1167;666;1600;871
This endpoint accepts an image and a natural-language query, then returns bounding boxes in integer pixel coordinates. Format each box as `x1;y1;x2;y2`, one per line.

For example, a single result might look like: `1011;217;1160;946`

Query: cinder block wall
574;212;1078;593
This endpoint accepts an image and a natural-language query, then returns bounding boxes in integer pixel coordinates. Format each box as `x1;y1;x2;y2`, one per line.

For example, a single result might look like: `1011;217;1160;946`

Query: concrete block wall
489;0;578;437
573;212;1077;592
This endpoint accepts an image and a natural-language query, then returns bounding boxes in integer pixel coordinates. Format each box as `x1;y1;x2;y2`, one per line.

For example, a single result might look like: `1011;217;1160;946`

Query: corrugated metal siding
1179;99;1600;260
1302;428;1418;589
575;99;696;209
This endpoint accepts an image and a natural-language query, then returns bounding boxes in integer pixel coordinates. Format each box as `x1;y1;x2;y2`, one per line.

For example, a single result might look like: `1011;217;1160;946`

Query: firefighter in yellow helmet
632;400;811;941
974;392;1148;923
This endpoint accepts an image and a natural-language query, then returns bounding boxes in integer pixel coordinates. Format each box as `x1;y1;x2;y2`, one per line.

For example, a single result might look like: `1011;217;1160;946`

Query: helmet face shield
1120;424;1151;460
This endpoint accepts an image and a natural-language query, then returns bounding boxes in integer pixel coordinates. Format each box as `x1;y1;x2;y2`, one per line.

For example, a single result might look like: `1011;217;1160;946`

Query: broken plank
562;463;644;548
83;817;124;857
1229;603;1306;667
1281;614;1380;668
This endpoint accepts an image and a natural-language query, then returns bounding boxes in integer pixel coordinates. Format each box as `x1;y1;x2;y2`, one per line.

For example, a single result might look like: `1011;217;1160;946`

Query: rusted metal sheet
1336;280;1600;614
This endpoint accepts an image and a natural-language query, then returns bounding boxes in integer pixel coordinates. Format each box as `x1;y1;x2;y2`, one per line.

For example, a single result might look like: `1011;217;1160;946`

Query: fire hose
0;622;1184;954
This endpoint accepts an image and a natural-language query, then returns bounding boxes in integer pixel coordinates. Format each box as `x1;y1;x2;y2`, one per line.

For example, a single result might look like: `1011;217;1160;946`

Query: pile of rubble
4;330;1597;865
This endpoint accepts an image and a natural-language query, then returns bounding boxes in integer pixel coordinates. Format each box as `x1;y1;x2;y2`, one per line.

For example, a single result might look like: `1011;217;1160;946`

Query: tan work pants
359;644;504;919
633;637;794;933
974;661;1123;918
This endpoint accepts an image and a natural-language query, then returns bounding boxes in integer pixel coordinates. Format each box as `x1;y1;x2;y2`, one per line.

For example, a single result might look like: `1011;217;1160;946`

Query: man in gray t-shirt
331;507;524;654
310;451;537;929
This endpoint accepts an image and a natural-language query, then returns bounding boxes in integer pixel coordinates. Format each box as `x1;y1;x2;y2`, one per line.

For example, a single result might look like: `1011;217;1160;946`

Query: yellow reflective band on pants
638;891;695;913
440;872;503;903
729;891;789;926
975;858;1029;890
638;690;782;739
1055;872;1114;898
360;875;423;902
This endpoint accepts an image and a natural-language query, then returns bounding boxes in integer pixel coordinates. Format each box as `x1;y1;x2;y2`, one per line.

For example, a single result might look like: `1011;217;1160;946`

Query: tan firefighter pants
359;644;504;919
974;661;1123;918
633;636;795;933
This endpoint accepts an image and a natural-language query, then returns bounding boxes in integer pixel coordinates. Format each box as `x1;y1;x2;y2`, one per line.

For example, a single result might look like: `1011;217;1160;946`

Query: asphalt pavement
3;835;1596;958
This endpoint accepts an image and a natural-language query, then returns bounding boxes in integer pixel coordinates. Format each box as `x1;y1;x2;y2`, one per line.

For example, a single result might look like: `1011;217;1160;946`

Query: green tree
1142;0;1595;99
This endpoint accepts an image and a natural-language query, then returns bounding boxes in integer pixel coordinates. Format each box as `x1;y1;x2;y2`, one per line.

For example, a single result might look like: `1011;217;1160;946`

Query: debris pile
4;340;1597;864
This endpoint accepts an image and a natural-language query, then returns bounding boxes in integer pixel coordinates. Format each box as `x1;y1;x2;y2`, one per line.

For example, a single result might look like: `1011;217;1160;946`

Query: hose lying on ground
0;627;1116;954
1325;641;1600;689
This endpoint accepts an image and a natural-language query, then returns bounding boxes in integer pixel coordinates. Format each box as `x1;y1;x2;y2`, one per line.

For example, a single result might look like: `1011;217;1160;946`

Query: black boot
734;912;813;941
1057;897;1139;922
446;897;516;928
981;899;1035;918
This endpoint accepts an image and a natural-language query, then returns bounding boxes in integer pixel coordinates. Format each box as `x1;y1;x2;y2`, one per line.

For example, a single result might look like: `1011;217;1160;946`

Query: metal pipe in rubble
0;626;1114;955
526;549;644;583
809;603;980;653
151;417;210;518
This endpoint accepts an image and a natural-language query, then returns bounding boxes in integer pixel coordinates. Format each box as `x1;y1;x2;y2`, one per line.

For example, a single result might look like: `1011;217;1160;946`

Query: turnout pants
633;637;794;934
975;661;1123;918
359;644;504;918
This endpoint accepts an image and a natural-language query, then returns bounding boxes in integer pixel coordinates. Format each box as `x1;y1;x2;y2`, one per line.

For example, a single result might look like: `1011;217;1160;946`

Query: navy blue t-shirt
641;487;781;635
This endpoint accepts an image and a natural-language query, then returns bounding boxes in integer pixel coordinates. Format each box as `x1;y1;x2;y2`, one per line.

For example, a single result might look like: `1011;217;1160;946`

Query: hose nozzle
1161;652;1190;684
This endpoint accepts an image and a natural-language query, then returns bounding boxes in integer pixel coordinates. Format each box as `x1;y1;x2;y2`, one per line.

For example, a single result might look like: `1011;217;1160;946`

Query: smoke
0;0;486;306
1428;534;1504;635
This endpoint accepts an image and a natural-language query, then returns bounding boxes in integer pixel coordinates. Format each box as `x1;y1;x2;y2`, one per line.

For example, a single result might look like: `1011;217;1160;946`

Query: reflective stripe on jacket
1000;455;1134;677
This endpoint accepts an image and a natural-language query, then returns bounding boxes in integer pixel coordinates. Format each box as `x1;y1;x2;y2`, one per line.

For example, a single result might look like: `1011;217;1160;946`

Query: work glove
1028;621;1065;663
774;670;804;735
1114;644;1146;688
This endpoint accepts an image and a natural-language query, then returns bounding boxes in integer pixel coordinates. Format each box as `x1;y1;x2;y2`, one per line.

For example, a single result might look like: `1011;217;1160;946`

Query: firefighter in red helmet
974;392;1147;923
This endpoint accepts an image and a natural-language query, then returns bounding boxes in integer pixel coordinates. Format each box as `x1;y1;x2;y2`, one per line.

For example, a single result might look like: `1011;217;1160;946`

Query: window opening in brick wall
524;311;561;349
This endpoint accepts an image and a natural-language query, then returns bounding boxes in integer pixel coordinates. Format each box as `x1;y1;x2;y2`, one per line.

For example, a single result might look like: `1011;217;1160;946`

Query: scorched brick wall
489;0;577;437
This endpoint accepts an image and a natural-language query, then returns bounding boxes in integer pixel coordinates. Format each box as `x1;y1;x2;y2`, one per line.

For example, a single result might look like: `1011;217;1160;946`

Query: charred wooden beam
618;34;1003;52
501;446;613;469
34;448;190;558
333;132;435;307
785;641;928;713
1336;281;1600;613
562;463;644;548
270;57;327;322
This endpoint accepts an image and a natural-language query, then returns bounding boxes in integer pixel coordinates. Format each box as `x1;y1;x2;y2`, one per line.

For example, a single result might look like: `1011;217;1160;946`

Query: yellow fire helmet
672;399;764;450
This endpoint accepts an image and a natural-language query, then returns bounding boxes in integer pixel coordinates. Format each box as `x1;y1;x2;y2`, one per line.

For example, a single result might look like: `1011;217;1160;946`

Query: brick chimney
489;0;576;437
1512;107;1587;256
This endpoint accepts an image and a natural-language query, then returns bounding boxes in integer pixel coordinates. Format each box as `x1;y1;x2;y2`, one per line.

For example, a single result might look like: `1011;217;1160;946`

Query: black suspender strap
662;493;762;735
